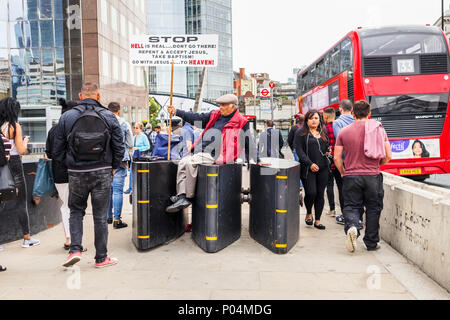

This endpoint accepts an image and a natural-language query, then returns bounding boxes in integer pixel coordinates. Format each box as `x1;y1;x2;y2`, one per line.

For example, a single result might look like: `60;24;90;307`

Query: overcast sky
232;0;448;82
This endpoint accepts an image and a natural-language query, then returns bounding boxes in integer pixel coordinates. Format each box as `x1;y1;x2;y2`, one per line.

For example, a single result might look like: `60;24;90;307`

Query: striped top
1;133;12;159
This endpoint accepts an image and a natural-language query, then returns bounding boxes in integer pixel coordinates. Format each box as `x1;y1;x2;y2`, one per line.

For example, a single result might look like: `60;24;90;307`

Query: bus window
340;38;353;71
362;33;447;56
324;53;331;80
316;59;325;84
330;46;340;77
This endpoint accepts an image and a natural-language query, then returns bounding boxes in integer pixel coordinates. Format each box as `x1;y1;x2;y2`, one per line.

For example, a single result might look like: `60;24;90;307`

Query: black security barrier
0;160;61;244
249;158;300;254
132;160;186;250
192;164;242;253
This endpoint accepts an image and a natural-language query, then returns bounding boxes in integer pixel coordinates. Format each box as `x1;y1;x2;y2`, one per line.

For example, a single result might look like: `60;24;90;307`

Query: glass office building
146;0;233;101
185;0;233;100
0;0;83;148
147;0;187;96
0;0;83;106
1;0;148;150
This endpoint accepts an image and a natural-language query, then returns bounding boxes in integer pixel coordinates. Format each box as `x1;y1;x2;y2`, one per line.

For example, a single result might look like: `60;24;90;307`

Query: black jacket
293;128;330;179
53;99;124;171
257;128;284;158
287;124;302;151
46;125;68;183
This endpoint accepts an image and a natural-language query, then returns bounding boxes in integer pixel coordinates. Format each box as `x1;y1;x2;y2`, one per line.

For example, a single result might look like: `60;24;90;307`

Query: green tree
148;97;161;127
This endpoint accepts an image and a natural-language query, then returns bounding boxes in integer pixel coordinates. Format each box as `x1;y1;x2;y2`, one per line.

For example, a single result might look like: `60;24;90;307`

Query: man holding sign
165;94;261;213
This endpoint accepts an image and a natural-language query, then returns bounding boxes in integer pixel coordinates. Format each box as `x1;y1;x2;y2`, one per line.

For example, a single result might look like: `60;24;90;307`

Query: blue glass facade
146;0;233;100
147;0;187;96
185;0;233;100
0;0;83;105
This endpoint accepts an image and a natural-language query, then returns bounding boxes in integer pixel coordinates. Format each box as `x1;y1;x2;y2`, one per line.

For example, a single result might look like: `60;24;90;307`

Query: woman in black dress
294;110;330;230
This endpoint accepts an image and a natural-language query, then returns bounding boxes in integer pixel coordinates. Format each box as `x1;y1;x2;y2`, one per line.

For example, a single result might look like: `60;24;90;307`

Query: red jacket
191;109;248;164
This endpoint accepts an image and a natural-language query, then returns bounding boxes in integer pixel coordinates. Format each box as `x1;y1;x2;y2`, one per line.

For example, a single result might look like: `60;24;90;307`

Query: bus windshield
369;93;449;115
362;33;447;57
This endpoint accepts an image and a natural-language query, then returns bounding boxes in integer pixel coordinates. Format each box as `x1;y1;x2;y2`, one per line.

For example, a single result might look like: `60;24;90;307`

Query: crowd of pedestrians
289;98;391;252
0;84;392;272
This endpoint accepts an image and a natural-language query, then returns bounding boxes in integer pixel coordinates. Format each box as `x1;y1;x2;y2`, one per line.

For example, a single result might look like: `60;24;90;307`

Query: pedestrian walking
46;98;78;250
288;114;305;206
334;100;392;252
332;99;355;225
258;120;284;158
0;97;40;248
323;107;344;217
107;102;133;229
53;82;124;268
124;122;150;195
294;110;330;230
288;114;305;161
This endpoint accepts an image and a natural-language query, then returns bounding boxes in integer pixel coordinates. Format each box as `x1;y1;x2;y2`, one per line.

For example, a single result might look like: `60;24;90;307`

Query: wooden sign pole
168;60;174;161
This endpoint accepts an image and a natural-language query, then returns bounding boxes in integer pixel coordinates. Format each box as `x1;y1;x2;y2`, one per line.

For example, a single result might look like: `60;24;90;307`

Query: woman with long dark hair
46;98;78;250
0;97;40;247
412;140;430;158
294;109;330;230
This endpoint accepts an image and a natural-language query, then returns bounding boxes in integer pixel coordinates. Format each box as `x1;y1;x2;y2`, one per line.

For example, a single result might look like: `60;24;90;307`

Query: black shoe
367;244;381;251
107;218;113;224
314;223;326;230
113;220;128;229
170;195;180;203
166;197;191;213
336;215;345;225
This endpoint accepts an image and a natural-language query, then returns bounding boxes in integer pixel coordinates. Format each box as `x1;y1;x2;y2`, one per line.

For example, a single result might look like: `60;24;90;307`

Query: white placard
129;34;219;67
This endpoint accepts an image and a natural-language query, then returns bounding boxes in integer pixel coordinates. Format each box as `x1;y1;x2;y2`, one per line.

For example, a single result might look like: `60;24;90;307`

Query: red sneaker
95;257;118;268
62;252;81;267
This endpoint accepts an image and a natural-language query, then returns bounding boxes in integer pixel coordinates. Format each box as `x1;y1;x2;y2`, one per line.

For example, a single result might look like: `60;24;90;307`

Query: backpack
364;119;386;160
67;105;111;162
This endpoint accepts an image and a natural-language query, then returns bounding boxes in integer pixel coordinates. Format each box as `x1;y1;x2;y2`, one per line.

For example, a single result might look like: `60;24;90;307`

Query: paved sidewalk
0;167;449;300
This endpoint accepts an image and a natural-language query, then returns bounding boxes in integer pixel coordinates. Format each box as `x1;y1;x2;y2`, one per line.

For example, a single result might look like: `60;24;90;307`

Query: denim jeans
293;149;303;189
342;174;384;249
108;167;127;221
8;156;30;235
68;169;112;263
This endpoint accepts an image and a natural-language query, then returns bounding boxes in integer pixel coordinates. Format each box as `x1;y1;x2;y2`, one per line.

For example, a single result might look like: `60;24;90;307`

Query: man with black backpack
53;82;124;269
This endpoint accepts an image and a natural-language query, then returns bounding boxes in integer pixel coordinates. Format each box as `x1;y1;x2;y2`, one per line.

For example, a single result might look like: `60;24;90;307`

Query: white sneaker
22;238;40;248
346;227;357;253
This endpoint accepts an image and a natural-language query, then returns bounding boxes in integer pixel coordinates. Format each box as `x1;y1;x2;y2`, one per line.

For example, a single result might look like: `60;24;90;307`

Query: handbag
0;163;17;202
32;159;58;198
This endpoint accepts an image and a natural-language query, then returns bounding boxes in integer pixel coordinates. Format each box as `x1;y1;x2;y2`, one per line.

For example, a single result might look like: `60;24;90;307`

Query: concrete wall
380;173;450;292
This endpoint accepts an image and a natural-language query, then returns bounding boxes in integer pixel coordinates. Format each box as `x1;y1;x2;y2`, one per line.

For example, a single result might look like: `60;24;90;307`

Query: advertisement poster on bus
389;138;440;160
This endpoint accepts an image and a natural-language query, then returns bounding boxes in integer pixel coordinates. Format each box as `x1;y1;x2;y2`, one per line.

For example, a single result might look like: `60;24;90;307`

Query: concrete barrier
380;172;450;292
0;160;61;244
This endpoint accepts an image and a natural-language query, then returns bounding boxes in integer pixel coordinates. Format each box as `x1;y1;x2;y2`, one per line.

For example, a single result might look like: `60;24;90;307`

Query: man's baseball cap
216;94;238;105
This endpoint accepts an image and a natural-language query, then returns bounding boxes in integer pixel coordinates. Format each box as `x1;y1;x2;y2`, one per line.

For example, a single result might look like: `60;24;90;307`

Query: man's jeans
342;174;384;250
68;169;113;263
108;167;127;221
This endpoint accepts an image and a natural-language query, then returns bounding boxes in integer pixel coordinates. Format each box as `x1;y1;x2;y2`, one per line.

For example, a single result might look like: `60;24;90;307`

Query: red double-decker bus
297;25;450;180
